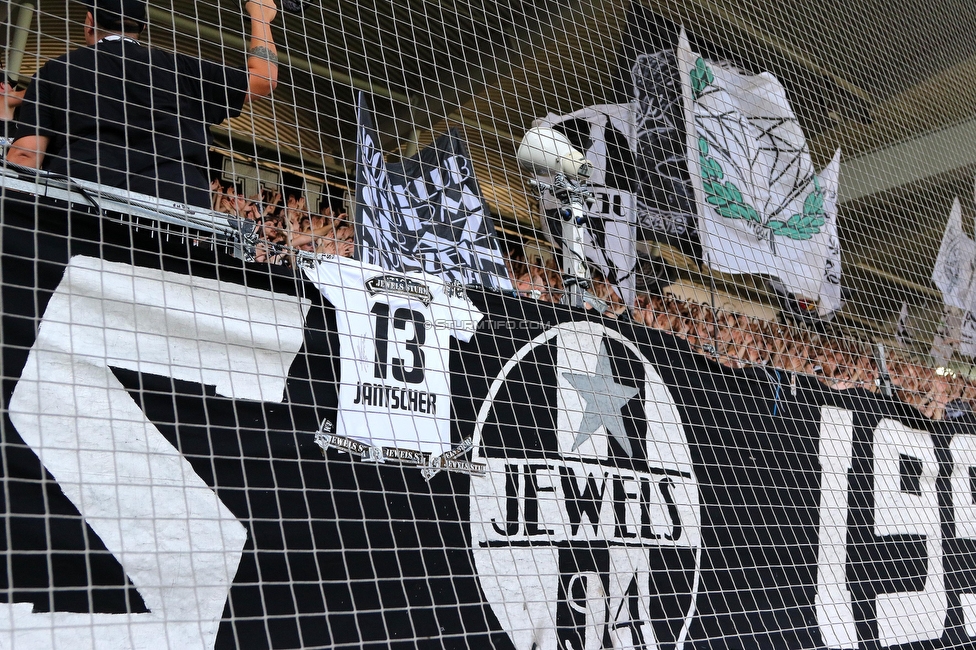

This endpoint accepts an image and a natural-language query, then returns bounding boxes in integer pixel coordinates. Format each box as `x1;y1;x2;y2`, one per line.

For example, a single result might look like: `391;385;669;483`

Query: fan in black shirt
6;0;279;209
0;69;27;147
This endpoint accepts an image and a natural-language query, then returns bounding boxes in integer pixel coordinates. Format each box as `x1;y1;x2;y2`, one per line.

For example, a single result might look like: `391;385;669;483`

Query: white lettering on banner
816;407;857;649
4;256;309;650
873;419;944;647
482;461;691;544
950;434;976;636
444;154;471;184
815;411;950;649
950;435;976;540
949;434;976;637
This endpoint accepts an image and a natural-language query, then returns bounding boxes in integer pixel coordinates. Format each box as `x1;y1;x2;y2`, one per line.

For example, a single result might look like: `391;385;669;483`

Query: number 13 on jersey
303;258;482;455
371;302;426;384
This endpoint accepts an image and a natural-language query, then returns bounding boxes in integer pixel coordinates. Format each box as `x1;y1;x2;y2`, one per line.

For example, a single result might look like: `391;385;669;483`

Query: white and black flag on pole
616;5;701;260
353;93;513;291
354;92;412;270
536;104;639;307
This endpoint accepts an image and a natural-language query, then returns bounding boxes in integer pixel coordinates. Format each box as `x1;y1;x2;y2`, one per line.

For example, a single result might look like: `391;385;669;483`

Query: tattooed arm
244;0;279;101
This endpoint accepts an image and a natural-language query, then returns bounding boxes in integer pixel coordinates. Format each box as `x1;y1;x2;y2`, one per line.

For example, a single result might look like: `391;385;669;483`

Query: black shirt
14;37;249;208
1;117;13;147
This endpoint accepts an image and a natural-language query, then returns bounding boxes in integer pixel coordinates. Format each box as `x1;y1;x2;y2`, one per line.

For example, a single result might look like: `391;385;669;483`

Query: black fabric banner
616;4;699;259
3;191;976;648
353;92;512;292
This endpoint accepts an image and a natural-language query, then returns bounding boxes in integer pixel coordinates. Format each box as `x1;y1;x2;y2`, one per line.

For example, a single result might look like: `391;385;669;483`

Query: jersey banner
4;195;976;649
302;256;482;455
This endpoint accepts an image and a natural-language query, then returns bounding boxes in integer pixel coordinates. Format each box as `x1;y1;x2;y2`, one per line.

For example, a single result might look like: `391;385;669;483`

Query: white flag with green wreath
677;29;835;302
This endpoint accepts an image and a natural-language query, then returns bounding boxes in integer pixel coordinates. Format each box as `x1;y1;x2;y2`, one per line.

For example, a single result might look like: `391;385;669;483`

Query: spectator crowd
214;177;976;422
210;176;354;264
503;244;976;422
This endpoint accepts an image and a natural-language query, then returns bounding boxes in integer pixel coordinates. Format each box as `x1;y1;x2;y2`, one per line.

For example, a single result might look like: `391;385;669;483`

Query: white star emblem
561;341;640;457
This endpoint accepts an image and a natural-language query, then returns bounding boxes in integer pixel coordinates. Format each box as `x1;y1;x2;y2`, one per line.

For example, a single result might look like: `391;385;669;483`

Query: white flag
677;29;834;302
817;150;843;319
536;104;639;306
931;304;964;364
932;198;976;310
895;302;915;347
961;309;976;358
950;181;976;358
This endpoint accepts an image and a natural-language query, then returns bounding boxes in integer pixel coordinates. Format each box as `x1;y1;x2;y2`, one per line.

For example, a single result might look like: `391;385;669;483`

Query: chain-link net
2;0;976;648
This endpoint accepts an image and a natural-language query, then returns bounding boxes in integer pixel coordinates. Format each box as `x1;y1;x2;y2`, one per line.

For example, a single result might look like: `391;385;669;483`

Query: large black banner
3;189;976;648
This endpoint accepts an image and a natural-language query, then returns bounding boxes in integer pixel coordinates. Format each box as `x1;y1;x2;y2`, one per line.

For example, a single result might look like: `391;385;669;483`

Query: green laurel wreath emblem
692;58;826;241
690;57;714;100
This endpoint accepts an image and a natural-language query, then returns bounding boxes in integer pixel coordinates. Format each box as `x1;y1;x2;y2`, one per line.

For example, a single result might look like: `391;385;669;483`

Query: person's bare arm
5;135;49;169
244;0;278;102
